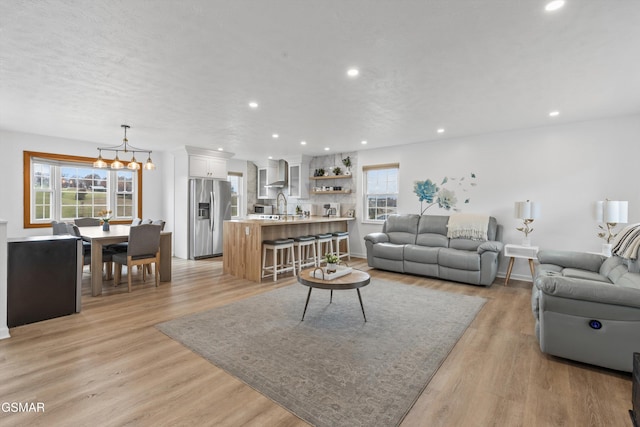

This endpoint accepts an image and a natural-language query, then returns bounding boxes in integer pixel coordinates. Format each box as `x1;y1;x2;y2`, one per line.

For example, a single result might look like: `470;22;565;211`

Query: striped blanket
446;213;489;241
611;223;640;260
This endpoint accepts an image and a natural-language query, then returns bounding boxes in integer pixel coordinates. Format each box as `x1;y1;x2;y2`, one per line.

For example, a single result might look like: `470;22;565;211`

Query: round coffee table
297;268;371;321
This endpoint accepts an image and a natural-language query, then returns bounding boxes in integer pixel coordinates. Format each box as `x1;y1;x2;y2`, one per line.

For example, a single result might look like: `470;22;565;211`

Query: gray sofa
364;214;503;286
532;250;640;372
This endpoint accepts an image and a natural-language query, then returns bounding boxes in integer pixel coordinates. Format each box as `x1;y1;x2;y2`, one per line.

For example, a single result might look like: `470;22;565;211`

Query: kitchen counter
223;216;354;282
228;216;354;225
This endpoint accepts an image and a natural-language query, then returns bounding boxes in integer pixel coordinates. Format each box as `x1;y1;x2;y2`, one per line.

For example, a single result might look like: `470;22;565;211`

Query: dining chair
75;217;100;226
112;224;162;292
51;220;71;236
70;223;115;278
151;219;166;230
52;220;91;262
131;218;142;226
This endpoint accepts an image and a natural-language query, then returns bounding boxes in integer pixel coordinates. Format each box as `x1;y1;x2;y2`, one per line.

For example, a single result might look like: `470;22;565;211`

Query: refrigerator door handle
210;191;215;231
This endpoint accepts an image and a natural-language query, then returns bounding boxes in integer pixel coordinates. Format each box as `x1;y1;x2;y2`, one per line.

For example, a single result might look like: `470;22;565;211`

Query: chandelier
93;124;155;170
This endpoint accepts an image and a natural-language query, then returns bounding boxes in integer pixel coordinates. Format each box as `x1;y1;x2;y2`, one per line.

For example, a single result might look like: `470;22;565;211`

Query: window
24;151;143;228
228;172;243;218
363;163;399;222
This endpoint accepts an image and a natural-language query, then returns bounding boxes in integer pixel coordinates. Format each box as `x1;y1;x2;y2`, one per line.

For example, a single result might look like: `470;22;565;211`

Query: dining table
80;224;172;296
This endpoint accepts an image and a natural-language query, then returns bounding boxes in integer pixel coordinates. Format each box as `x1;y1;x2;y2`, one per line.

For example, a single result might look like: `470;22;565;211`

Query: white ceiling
1;0;639;162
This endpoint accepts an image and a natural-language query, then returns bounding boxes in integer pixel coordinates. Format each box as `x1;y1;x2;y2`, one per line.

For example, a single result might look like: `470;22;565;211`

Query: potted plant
342;156;352;175
333;166;342;176
98;209;112;231
325;253;339;273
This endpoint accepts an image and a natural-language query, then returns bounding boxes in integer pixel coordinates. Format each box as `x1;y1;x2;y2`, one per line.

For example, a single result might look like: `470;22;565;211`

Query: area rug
156;280;486;427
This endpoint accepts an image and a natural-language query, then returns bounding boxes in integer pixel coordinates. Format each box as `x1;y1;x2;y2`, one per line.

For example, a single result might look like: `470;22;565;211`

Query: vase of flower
325;253;339;273
98;209;112;231
342;156;352;175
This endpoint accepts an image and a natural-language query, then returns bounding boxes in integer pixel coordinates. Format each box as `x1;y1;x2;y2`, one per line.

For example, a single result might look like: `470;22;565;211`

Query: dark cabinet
7;235;82;327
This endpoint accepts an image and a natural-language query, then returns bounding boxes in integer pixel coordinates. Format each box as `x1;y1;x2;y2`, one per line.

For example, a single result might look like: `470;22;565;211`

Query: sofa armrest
364;233;389;244
535;274;640;309
537;250;605;273
477;241;503;254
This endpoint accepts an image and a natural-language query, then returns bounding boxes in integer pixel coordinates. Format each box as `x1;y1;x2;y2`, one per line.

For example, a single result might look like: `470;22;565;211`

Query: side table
504;244;539;286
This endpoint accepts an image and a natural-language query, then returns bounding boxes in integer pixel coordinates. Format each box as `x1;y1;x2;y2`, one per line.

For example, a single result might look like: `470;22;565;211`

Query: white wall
3;114;639;281
0;129;167;239
354;114;640;281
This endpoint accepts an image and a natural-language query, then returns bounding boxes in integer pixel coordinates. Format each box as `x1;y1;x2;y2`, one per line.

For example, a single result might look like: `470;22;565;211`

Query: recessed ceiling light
268;156;273;159
248;101;259;109
549;111;560;117
347;68;359;77
217;147;223;151
437;128;445;134
272;133;279;139
324;147;330;151
300;141;307;145
361;140;368;145
545;0;565;12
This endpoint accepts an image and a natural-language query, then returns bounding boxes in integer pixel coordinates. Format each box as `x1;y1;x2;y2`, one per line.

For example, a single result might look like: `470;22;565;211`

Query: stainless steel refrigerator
189;178;231;259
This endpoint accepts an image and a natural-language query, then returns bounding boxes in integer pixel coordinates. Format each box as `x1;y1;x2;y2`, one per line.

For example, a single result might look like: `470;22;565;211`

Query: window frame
23;151;143;228
227;172;243;219
362;163;399;224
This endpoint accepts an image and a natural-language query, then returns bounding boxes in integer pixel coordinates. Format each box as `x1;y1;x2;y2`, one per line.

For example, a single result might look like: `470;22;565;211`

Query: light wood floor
0;257;632;427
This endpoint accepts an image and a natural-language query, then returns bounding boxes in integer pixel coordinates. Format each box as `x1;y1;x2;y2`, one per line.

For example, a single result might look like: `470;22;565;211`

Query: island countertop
227;216;355;226
223;216;354;282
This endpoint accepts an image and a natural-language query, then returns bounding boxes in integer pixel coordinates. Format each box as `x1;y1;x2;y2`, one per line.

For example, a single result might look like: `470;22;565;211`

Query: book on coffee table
311;265;353;280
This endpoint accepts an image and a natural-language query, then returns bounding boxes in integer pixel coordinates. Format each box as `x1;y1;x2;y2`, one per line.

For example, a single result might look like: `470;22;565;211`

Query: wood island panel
223;217;354;282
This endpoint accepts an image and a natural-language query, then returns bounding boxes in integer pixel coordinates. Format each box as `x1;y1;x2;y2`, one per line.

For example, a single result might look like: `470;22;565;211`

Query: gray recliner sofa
532;250;640;372
364;214;503;286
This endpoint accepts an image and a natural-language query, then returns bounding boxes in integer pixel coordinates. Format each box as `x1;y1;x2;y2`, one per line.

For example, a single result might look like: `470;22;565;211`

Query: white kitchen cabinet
256;160;278;199
288;161;309;199
284;155;310;199
189;155;227;179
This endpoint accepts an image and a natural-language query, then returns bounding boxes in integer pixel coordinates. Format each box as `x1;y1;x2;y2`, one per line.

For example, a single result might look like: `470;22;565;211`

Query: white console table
504;243;538;286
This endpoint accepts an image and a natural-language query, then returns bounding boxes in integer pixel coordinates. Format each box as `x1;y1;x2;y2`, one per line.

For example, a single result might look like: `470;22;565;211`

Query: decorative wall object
414;173;477;214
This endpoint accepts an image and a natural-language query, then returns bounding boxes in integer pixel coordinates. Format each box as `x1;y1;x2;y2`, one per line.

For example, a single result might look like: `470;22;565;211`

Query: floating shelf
310;175;352;180
311;189;352;195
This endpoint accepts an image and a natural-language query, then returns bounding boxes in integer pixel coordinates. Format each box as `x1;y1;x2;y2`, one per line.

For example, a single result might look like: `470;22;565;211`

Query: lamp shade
514;201;541;219
595;200;628;223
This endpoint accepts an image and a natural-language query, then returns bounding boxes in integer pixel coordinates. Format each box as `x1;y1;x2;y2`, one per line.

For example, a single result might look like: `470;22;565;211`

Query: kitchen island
223;216;355;282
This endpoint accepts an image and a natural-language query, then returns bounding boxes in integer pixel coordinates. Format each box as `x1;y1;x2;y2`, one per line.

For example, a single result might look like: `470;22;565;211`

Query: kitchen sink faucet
276;191;288;221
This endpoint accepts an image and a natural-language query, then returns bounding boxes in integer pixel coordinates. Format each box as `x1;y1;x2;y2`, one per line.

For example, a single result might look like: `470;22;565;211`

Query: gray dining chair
151;219;166;230
75;217;100;226
51;220;71;236
112;224;162;292
52;221;90;261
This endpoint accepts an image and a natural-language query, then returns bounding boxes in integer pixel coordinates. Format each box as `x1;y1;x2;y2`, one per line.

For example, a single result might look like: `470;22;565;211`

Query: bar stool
292;235;317;273
262;238;296;281
332;231;351;261
314;233;334;264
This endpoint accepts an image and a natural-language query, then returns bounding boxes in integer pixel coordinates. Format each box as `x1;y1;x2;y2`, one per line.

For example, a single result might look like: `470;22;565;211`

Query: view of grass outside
61;190;108;219
32;160;136;221
60;166;109;220
34;190;51;220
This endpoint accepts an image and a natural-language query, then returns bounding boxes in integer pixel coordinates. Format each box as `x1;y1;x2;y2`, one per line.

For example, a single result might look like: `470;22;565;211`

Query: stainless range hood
265;159;288;187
